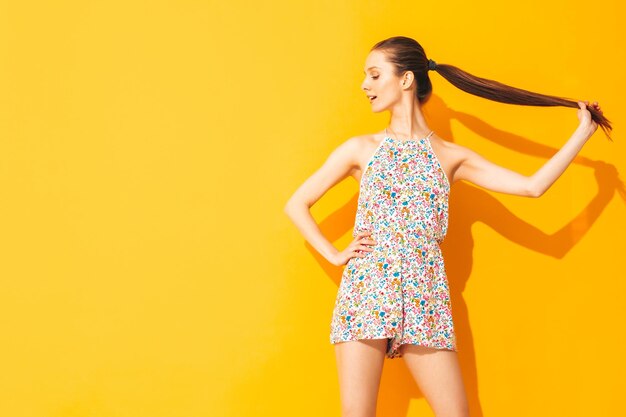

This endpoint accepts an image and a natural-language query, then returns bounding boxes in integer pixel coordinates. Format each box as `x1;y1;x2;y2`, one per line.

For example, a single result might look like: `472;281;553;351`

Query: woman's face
361;50;407;113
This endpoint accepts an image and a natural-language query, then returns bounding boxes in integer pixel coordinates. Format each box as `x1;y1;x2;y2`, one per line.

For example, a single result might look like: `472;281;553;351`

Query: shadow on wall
306;93;622;417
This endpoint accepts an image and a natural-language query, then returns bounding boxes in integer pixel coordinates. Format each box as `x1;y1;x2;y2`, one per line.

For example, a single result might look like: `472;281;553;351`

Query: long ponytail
372;37;613;141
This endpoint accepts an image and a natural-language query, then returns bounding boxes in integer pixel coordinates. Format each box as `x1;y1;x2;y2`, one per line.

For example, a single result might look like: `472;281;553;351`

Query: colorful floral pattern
330;132;456;358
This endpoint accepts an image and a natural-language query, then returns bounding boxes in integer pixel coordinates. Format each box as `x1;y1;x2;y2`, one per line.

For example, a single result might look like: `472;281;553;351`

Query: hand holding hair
577;100;602;136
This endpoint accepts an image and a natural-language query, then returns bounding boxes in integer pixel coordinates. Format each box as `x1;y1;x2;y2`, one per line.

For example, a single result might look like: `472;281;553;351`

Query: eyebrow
363;66;381;73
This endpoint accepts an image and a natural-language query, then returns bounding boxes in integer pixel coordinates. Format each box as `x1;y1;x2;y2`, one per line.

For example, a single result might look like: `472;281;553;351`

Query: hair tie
428;59;437;71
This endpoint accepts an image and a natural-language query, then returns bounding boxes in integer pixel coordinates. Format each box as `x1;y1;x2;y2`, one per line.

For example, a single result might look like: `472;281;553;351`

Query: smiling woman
364;37;611;139
284;35;611;417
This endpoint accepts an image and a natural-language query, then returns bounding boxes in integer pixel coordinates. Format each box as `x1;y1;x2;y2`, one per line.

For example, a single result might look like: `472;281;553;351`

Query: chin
370;101;387;113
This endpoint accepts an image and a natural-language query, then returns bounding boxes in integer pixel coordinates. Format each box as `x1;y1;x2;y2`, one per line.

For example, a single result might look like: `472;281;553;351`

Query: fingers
590;101;602;113
353;233;378;257
578;100;602;113
356;239;378;250
356;231;377;244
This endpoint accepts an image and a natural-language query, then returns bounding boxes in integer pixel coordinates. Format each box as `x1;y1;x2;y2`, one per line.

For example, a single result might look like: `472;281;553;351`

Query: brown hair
372;36;613;141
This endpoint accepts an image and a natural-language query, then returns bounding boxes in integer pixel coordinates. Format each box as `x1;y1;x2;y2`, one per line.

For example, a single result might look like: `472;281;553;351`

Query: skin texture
284;49;601;417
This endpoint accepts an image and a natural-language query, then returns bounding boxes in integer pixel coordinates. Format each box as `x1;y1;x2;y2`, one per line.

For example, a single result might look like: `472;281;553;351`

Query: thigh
400;344;469;417
334;338;387;417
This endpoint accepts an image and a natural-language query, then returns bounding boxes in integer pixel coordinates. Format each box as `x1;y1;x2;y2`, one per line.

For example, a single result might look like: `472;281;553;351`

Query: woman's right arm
283;137;362;265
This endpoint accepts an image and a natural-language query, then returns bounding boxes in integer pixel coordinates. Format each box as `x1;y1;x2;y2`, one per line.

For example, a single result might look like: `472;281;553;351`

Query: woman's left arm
453;101;601;197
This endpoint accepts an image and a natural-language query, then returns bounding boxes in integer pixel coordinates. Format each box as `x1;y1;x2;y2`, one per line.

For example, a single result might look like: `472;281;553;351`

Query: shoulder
430;133;458;151
345;132;383;148
430;134;474;161
330;133;383;161
319;135;365;172
428;134;479;184
352;132;387;154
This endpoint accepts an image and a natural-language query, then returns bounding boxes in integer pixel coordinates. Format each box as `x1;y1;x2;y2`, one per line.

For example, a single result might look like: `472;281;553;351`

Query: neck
387;98;430;140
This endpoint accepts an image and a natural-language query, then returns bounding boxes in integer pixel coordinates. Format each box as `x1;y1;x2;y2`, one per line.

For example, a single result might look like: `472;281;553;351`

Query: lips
368;96;377;102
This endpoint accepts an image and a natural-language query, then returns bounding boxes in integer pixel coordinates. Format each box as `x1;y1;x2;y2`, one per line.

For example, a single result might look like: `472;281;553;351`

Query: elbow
283;197;303;218
284;193;314;218
527;186;544;198
525;178;544;198
283;199;295;217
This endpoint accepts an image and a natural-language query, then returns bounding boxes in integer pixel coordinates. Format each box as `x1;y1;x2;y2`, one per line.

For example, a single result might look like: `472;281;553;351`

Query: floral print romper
330;131;456;359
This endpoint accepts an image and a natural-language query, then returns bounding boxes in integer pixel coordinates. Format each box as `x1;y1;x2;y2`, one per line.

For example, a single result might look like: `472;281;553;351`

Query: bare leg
400;344;469;417
334;338;388;417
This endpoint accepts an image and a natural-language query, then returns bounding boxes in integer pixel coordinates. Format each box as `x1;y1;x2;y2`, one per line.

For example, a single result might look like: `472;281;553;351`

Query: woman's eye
372;76;379;79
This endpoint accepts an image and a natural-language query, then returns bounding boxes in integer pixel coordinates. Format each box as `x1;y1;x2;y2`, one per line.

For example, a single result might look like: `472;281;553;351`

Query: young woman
284;36;611;417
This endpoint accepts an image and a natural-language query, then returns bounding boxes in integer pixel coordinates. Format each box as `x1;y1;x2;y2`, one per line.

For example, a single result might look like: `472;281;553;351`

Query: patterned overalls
329;131;456;358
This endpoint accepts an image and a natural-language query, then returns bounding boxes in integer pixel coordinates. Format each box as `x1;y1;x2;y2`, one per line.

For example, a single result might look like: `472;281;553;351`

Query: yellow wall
1;1;624;416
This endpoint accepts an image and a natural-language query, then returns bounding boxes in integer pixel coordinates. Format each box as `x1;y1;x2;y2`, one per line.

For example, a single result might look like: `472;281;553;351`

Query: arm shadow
304;94;621;417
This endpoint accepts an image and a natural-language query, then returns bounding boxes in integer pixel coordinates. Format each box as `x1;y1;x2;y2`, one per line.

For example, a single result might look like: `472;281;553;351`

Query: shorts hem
330;334;457;359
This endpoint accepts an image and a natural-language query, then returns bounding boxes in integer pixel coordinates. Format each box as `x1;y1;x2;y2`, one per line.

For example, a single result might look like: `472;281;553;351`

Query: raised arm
283;137;361;264
454;101;601;197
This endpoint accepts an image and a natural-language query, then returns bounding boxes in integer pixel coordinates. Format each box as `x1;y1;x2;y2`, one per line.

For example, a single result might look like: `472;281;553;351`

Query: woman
283;36;610;417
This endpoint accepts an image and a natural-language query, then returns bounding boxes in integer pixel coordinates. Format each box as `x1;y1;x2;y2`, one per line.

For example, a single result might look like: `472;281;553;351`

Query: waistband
357;228;442;245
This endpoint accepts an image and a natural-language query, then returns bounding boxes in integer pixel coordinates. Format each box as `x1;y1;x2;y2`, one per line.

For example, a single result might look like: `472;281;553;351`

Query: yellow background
1;1;625;416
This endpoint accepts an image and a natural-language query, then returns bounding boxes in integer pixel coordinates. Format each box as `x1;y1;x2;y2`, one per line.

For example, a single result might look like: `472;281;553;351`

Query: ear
401;71;415;90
